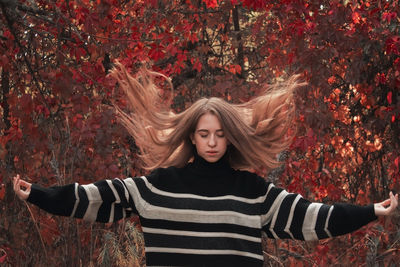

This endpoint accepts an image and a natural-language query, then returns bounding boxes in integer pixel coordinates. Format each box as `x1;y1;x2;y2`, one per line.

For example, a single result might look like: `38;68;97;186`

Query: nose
208;135;216;147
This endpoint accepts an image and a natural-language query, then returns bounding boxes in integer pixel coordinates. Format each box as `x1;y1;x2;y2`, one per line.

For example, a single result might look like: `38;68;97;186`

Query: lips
206;151;218;155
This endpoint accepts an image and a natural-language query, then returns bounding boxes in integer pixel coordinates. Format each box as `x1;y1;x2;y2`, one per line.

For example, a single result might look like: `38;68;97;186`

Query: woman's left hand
374;191;399;216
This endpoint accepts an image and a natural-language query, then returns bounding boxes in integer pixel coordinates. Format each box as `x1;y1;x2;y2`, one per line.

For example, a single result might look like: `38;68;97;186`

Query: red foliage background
0;0;399;266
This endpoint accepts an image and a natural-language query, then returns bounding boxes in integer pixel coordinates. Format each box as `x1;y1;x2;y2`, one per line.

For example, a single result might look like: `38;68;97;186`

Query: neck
187;152;233;178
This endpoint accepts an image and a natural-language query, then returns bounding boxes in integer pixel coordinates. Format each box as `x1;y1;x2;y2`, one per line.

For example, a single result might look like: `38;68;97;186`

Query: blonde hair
110;62;304;173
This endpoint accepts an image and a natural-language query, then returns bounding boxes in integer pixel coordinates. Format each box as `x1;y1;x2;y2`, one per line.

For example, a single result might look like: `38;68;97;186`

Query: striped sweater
27;155;377;266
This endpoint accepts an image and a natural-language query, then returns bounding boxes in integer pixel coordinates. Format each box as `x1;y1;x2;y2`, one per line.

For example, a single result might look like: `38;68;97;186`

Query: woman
13;63;398;267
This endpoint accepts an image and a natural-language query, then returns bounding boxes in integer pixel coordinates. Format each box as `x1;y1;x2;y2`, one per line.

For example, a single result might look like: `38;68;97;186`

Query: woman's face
191;113;229;163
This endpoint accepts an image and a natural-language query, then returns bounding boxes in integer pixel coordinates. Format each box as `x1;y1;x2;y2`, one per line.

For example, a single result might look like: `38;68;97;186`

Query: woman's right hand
13;174;32;201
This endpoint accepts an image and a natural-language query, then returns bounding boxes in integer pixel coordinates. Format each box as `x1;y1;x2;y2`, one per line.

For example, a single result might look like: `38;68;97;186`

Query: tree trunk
232;5;244;78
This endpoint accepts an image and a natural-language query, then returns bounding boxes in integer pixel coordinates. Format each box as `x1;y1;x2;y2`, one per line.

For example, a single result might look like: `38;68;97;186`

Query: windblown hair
110;62;305;173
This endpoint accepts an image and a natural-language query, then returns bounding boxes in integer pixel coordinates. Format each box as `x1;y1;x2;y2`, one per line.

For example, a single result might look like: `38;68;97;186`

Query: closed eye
196;130;224;138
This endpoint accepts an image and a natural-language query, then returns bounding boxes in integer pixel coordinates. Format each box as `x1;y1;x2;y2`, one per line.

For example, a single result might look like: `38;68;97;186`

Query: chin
203;156;221;163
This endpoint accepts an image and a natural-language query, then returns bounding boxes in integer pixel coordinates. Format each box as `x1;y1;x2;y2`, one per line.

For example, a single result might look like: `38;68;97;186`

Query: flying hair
110;62;305;173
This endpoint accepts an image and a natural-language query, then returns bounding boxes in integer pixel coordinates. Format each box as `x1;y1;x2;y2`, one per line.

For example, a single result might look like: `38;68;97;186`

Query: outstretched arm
261;182;398;241
12;174;139;223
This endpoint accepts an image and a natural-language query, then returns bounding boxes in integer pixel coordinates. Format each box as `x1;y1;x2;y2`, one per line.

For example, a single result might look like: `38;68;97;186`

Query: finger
392;192;398;207
13;176;20;192
386;192;398;213
14;174;21;187
16;179;23;194
16;183;28;200
19;180;31;189
13;176;29;200
379;198;391;207
389;192;396;205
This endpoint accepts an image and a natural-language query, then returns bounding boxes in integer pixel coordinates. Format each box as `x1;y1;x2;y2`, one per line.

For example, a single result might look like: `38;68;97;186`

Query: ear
190;133;195;145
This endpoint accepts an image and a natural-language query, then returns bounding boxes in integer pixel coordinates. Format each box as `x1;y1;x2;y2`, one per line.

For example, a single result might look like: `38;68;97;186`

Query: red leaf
234;64;242;74
394;58;400;70
352;12;361;24
192;58;202;73
148;0;157;8
387;91;392;104
189;32;199;43
183;23;194;33
0;251;6;263
228;64;241;74
73;114;83;129
382;12;397;23
177;51;187;63
0;184;5;200
149;44;165;61
203;0;218;8
242;0;267;9
385;36;400;55
291;130;316;152
288;51;296;64
291;161;301;168
376;73;386;84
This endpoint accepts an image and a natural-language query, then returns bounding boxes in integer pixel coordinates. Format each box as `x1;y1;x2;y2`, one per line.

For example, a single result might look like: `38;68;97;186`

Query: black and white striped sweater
27;155;377;266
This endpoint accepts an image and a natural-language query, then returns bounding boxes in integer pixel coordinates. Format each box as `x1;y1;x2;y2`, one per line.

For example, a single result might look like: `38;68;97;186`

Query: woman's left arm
261;183;398;241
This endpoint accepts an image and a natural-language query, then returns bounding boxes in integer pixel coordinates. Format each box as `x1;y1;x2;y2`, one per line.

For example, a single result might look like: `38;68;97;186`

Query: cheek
224;138;229;146
193;136;203;146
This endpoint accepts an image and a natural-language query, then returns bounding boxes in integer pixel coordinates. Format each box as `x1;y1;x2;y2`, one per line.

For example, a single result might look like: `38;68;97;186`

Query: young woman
13;63;398;267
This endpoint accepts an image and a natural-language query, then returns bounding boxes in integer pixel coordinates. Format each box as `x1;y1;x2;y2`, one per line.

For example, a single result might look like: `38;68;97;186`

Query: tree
1;0;399;266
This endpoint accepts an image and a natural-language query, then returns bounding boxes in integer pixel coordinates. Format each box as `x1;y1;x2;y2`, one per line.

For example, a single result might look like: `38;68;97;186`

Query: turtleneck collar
185;152;234;179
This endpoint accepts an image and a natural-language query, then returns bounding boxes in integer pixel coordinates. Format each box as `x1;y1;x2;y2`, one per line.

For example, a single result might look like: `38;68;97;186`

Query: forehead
196;113;223;130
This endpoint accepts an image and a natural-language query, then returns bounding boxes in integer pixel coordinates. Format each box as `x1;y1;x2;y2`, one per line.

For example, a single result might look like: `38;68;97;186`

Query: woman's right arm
13;174;139;223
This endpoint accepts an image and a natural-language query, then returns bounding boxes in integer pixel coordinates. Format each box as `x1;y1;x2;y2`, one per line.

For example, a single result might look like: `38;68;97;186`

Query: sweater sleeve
27;178;140;223
260;183;377;241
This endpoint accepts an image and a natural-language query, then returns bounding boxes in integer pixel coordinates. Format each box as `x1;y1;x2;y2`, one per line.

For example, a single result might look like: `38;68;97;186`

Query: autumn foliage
1;0;399;266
